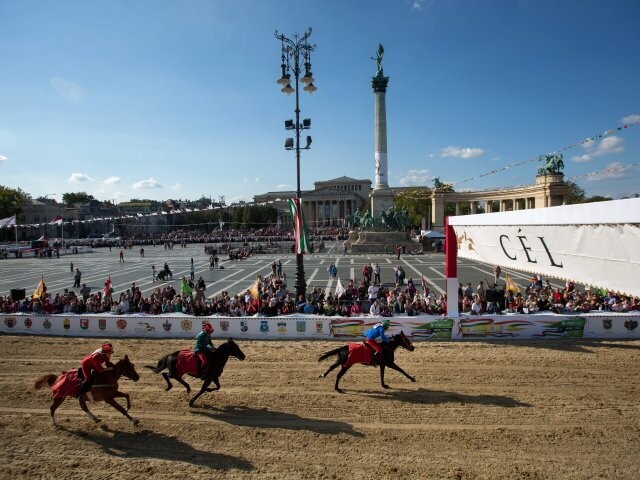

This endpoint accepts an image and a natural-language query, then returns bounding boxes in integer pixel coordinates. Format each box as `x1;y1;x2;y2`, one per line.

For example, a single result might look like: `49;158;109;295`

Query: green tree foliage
0;185;30;218
393;188;432;227
62;192;96;205
565;181;612;204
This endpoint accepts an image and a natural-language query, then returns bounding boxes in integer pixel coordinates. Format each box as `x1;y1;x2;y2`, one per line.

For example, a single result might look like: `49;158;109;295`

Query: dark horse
318;331;416;393
32;356;140;427
145;338;246;407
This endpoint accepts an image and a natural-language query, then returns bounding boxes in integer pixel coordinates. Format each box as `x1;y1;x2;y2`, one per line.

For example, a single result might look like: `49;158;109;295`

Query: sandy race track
0;335;638;479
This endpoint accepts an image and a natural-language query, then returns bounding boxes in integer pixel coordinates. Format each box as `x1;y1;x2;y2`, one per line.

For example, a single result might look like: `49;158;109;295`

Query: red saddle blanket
51;369;82;399
345;343;375;368
176;350;200;377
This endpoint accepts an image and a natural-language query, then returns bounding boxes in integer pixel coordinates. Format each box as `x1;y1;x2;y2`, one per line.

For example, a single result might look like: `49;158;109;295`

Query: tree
565;181;612;204
0;185;30;218
394;188;432;228
62;192;96;205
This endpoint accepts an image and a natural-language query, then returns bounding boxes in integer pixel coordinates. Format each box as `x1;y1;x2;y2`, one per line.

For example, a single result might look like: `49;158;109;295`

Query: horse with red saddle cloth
318;330;417;393
32;352;140;427
146;338;246;406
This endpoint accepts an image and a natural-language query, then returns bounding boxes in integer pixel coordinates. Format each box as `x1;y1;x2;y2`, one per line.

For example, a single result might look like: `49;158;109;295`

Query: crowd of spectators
458;276;640;315
2;268;638;317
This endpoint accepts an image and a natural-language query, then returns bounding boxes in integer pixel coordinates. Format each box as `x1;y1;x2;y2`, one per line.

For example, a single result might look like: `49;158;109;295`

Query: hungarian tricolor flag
49;216;63;226
287;198;311;254
421;274;429;297
33;276;47;299
104;277;113;297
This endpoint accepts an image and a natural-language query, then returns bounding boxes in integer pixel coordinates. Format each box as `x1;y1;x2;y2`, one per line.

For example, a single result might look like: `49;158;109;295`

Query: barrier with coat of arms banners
1;313;639;340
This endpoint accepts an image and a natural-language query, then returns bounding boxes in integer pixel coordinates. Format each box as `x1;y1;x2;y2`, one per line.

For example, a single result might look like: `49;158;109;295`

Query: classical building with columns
254;172;569;232
254;176;372;228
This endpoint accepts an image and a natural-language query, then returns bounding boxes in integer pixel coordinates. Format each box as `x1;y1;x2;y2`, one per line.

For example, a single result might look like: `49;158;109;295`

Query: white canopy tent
448;198;640;297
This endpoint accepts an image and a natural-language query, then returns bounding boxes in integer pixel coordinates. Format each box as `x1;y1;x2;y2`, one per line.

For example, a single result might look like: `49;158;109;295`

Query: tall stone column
370;66;395;217
373;74;389;189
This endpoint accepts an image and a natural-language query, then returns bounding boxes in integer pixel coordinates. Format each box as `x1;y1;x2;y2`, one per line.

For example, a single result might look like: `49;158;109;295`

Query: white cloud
50;77;86;103
571;136;624;163
621;114;640;125
242;177;261;183
0;154;7;164
68;172;93;183
586;161;631;182
276;184;292;190
103;176;121;186
439;146;485;159
132;178;162;189
399;169;431;186
229;195;247;204
171;183;182;190
408;0;432;9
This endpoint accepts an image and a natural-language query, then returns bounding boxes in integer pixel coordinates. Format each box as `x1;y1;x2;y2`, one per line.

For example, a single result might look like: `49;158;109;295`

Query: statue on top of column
372;43;384;76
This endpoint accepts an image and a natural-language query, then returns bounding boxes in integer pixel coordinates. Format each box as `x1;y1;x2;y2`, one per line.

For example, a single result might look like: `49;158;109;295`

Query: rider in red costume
78;343;114;397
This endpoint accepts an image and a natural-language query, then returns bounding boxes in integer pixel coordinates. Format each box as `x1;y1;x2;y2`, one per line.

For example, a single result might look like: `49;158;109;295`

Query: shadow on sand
487;338;640;354
58;425;253;472
192;405;364;437
361;387;532;408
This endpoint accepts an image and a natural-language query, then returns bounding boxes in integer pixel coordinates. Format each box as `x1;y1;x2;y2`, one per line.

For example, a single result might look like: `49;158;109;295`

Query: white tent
420;230;445;239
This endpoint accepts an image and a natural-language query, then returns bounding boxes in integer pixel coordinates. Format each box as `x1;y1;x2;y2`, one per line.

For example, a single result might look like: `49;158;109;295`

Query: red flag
49;216;63;226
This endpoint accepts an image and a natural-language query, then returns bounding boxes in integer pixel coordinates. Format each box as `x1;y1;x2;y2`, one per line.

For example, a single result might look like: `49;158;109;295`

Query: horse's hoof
410;377;417;383
336;388;344;394
382;384;390;389
132;418;140;426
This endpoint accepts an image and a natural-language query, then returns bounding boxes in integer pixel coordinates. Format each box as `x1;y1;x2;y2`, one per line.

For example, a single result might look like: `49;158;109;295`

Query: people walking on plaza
152;265;156;282
70;261;74;273
493;265;502;286
119;250;124;262
73;268;82;288
328;262;337;279
140;247;145;258
276;259;282;277
373;263;381;284
190;263;195;282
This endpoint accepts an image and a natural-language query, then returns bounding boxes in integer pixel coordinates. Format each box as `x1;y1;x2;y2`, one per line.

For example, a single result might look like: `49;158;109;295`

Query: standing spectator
373;263;381;284
493;265;501;285
70;261;74;273
190;263;195;282
271;261;277;277
119;250;124;262
276;259;283;277
152;265;156;282
73;268;82;288
140;247;145;258
79;283;91;302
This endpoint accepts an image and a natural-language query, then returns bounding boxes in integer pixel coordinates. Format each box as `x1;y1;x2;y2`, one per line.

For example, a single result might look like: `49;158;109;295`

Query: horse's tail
33;374;58;390
318;347;344;362
144;353;173;373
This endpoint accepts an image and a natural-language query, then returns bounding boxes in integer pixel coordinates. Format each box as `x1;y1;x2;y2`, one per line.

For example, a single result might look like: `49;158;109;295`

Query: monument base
370;188;395;218
348;230;418;254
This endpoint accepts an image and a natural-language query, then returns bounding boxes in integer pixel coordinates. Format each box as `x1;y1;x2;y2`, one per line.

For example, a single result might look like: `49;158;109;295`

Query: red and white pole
445;216;459;317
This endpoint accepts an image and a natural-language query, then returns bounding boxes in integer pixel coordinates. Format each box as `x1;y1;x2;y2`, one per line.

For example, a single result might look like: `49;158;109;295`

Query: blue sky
1;0;638;204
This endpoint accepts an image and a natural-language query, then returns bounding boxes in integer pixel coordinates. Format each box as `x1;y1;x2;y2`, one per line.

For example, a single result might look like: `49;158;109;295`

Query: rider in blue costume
364;319;391;364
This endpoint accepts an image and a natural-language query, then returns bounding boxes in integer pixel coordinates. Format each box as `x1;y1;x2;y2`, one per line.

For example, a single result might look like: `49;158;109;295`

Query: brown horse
33;355;140;427
318;331;417;393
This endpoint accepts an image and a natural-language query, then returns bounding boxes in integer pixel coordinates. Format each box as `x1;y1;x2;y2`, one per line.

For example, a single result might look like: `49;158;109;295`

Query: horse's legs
78;398;101;423
189;377;214;407
50;397;64;426
204;378;221;392
334;366;351;393
320;359;342;378
161;372;174;391
112;391;131;410
104;397;140;426
385;362;417;384
379;364;389;389
170;374;191;394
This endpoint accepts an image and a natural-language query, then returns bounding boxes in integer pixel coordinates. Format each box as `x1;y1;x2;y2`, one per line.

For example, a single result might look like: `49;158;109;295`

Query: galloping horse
145;338;246;407
33;356;140;427
318;331;417;393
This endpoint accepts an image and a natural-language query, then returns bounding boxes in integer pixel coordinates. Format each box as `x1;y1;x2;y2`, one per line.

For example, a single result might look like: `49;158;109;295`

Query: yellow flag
504;273;520;294
248;278;260;299
33;276;47;299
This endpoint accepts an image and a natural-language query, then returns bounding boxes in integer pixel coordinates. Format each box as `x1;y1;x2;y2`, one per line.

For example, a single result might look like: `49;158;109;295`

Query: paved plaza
0;242;567;301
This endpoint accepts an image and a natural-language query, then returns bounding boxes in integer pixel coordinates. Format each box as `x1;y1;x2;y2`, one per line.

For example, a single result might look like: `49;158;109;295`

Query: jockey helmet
101;343;113;354
203;323;213;334
381;319;391;330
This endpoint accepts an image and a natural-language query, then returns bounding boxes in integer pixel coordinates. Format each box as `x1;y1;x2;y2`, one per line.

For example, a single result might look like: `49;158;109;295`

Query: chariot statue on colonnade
537;153;565;175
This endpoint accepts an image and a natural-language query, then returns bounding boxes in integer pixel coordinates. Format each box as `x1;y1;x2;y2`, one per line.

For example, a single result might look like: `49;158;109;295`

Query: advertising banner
1;313;639;340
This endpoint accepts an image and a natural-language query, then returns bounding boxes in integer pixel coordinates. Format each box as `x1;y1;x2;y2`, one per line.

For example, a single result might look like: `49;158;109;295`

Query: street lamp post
275;27;317;300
